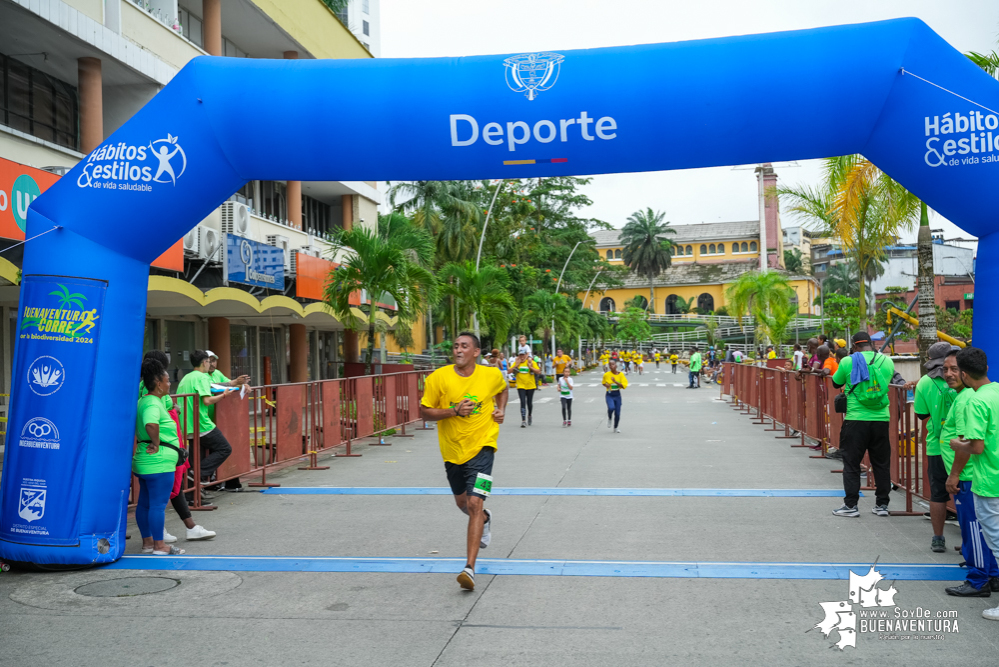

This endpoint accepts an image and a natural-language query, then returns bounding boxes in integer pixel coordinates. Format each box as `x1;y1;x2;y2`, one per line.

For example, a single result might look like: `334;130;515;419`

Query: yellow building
583;221;819;316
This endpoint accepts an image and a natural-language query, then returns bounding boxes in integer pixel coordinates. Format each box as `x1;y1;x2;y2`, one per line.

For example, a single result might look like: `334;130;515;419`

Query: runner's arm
950;437;984;455
421;400;474;421
492;385;509;424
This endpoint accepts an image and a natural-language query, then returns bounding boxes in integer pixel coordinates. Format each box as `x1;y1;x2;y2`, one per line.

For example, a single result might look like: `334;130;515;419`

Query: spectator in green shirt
830;331;895;518
687;346;702;389
205;350;250;421
914;341;958;553
939;349;999;598
950;347;999;619
177;350;233;491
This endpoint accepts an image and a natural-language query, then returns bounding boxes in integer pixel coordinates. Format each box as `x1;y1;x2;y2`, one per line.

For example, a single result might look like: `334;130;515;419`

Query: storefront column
342;195;353;231
203;0;222;56
77;57;103;153
284;51;303;231
208;317;231;376
343;330;359;363
289;323;308;382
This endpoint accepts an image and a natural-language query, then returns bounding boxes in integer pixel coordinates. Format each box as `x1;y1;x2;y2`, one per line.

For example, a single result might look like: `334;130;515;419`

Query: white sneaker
614;428;621;433
480;509;491;548
608;418;612;428
186;525;216;540
162;531;177;544
984;605;999;621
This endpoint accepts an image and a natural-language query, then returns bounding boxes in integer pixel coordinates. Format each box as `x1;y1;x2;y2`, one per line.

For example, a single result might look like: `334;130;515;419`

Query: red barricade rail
719;363;934;514
129;369;432;509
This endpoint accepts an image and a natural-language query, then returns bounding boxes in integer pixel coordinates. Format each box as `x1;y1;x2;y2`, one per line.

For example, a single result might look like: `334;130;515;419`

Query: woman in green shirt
135;359;185;555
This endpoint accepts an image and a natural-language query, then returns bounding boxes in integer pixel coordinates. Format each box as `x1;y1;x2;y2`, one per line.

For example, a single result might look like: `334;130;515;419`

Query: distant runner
420;333;508;592
558;368;574;427
670;351;679;374
603;359;629;433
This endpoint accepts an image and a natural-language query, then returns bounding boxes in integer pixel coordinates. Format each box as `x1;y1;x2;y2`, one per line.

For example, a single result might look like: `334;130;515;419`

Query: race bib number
474;473;493;497
611;383;620;390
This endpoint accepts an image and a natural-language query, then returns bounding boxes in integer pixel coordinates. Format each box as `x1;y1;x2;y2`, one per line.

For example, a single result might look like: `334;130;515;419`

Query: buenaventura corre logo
811;562;959;650
77;134;187;192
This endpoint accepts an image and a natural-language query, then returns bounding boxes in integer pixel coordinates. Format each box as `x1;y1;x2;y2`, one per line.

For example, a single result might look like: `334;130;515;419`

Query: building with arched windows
582;220;818;316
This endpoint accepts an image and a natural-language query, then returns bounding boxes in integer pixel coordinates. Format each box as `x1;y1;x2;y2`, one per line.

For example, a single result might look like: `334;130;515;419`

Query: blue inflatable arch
3;17;998;565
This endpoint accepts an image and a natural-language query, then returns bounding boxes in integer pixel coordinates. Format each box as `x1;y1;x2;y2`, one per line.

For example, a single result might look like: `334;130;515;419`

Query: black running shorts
927;454;950;503
445;446;495;498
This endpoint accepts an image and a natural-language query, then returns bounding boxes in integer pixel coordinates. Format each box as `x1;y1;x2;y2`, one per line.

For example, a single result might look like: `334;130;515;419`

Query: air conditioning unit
289;250;299;276
266;234;291;272
182;227;200;256
199;227;221;263
298;245;322;258
221;201;250;236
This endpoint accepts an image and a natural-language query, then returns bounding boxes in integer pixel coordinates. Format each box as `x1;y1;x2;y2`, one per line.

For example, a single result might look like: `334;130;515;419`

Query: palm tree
522;289;573;354
915;202;936;367
967;50;999;77
324;215;437;374
824;262;859;297
619;208;676;314
779;155;919;329
439;261;515;343
674;296;693;314
725;271;796;346
388;181;482;264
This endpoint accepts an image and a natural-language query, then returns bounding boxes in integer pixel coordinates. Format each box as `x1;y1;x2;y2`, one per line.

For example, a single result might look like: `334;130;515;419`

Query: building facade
586;221;818;317
0;0;404;400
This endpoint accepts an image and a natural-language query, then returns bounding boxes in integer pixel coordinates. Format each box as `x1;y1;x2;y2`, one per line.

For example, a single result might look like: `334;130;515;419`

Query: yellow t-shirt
654;353;661;361
602;371;629;392
420;365;508;464
767;350;777;359
600;354;610;364
670;354;679;363
512;360;538;390
554;354;572;375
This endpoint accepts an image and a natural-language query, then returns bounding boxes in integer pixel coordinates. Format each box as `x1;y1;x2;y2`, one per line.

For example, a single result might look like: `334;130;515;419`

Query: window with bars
0;53;78;150
363;20;370;35
303;194;338;236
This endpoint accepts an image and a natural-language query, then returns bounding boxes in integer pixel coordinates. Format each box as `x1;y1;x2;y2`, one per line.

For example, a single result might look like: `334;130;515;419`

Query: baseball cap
206;350;218;359
924;341;953;370
851;331;871;344
835;338;847;348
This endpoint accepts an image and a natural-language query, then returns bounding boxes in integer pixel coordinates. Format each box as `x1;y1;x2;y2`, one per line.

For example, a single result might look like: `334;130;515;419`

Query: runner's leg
525;388;535;419
517;387;527;421
566;397;572;421
612;394;622;428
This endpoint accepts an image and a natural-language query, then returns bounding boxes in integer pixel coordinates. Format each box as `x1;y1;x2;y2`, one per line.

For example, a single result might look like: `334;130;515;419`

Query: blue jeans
135;471;175;541
689;371;699;387
956;482;999;588
605;392;622;428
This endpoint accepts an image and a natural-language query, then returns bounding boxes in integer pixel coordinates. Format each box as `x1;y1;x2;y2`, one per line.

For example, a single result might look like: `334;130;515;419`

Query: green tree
936;306;973;342
324;215;437;374
615;307;652;346
725;270;796;346
783;248;804;273
673;295;693;314
624;294;649;310
779;155;919;329
388;180;482;263
439;261;516;343
823;262;860;297
619;208;676;313
522;289;574;354
823;294;861;339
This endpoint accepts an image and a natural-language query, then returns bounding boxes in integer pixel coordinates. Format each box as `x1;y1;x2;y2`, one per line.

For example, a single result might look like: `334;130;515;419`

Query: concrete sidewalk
1;366;995;666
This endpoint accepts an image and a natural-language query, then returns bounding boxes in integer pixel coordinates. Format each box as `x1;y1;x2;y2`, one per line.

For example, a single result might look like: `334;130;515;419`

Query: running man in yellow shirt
602;359;629;433
670;352;679;373
420;333;509;591
554;348;572;377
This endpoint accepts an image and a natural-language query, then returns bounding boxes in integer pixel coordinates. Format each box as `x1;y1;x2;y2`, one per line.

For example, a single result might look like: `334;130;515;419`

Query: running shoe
614;428;621;433
567;421;571;427
457;567;475;591
872;505;890;517
931;536;946;553
528;415;532;426
608;418;612;428
480;509;491;548
992;577;999;593
983;604;999;621
162;530;178;544
186;525;216;541
521;421;526;428
151;545;186;555
946;582;991;597
832;504;859;517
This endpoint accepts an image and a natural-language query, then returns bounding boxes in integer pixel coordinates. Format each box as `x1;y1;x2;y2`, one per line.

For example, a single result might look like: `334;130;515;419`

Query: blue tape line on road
260;487;857;497
102;556;961;580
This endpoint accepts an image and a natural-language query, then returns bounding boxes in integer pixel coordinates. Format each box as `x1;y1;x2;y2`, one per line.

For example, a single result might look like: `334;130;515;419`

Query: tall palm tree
824;262;860;297
388;180;482;263
324;216;437;374
439;261;515;343
779;155;919;329
915;202;936;367
725;270;796;346
619;208;676;314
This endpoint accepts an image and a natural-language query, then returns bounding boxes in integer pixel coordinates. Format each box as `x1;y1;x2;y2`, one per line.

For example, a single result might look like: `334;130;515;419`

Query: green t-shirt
176;370;216;436
831;351;895;421
138;379;174;412
133;394;180;475
913;375;956;456
962;382;999;497
208;369;230;421
939;388;974;482
690;353;702;372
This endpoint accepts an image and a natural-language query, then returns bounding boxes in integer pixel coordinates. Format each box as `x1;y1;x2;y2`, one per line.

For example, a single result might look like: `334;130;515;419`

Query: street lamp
553;240;583;358
472;180;505;339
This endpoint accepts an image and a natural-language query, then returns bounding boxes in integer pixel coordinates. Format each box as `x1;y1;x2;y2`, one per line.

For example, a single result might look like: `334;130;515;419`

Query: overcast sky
380;0;999;250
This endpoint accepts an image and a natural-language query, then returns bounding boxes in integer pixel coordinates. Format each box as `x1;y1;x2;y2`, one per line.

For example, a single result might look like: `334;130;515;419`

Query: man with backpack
830;331;896;518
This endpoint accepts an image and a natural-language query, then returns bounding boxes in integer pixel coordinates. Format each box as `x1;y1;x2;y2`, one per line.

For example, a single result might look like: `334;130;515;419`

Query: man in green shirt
914;342;958;552
688;346;702;389
939;349;999;598
177;350;233;489
205;350;250;421
830;331;896;518
951;347;999;619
